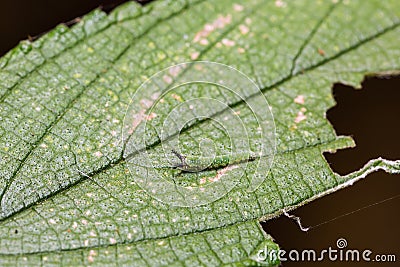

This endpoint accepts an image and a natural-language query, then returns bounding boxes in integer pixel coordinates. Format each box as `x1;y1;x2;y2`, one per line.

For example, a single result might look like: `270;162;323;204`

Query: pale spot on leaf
88;255;94;263
233;3;244;12
294;95;305;104
191;51;200;60
222;38;235;47
168;66;182;77
209;165;239;182
171;94;183;102
140;99;154;109
193;15;232;43
239;24;250;35
146;113;157;121
295;110;307;123
200;39;209;45
163;75;173;84
275;0;287;7
151;92;161;101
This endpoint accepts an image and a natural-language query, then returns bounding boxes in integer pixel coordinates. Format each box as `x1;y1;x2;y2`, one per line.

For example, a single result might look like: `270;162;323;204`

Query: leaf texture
0;0;400;266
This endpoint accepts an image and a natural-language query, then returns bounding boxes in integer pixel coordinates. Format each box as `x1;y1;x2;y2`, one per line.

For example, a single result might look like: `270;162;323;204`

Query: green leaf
1;0;400;266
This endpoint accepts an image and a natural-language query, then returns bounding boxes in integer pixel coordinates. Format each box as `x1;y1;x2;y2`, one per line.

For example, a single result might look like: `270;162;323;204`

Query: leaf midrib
0;139;342;256
0;136;352;256
0;136;342;229
1;0;399;225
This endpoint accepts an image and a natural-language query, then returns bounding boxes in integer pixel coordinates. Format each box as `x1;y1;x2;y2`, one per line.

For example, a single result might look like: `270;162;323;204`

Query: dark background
1;1;399;266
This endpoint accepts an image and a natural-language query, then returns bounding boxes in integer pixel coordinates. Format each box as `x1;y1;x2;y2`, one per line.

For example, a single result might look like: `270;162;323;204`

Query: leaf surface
0;0;400;266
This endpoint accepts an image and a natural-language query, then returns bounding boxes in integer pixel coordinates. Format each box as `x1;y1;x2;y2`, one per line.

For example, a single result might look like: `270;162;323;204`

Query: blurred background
0;1;399;266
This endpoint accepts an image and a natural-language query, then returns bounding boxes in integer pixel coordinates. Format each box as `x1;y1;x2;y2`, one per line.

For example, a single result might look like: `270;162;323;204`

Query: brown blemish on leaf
238;47;246;53
171;93;183;102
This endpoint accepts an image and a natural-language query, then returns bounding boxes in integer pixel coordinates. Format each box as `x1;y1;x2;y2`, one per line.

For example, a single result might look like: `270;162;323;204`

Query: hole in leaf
325;75;400;175
136;0;155;5
262;76;400;266
0;0;131;56
100;0;131;13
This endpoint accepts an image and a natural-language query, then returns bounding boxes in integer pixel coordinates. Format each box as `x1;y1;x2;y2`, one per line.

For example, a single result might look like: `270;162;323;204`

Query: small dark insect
171;149;188;168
